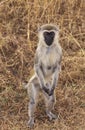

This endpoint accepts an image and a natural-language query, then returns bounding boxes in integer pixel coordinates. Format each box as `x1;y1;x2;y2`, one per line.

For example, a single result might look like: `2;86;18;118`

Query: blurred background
0;0;85;130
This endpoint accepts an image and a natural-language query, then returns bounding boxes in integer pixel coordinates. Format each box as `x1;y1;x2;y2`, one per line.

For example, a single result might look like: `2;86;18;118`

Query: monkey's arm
34;54;49;94
49;64;61;96
49;54;62;96
35;64;50;94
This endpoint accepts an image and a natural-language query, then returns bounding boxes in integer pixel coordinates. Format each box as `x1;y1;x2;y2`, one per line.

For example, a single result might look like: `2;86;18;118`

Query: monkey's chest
41;52;57;77
41;51;57;67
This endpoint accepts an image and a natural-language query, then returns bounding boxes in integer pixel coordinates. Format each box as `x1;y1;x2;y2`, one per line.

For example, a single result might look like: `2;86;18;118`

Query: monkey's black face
43;31;55;46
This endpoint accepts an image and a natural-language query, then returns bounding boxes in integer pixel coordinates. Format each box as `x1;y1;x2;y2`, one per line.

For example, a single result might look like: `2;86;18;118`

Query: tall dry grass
0;0;85;130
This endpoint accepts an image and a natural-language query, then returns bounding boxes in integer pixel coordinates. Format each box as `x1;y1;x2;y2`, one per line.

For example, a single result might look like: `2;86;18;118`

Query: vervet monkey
25;24;62;127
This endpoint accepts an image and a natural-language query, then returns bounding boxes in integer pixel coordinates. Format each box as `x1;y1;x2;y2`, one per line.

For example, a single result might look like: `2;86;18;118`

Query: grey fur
25;24;62;128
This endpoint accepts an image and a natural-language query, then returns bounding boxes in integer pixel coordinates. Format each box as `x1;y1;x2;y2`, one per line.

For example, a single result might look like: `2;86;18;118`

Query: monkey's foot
28;118;34;128
46;111;57;121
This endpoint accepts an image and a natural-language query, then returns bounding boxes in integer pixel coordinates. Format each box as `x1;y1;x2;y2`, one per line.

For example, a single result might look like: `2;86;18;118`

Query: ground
0;0;85;130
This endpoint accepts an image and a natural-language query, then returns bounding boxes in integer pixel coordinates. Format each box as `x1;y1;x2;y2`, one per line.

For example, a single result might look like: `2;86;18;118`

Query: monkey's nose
43;31;55;46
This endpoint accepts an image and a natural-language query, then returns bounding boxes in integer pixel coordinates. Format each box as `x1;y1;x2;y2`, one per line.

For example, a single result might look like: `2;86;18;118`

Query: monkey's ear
37;25;41;32
55;25;59;32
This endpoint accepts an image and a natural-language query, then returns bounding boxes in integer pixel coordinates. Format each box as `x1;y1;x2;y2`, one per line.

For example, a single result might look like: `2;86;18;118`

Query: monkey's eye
44;31;55;38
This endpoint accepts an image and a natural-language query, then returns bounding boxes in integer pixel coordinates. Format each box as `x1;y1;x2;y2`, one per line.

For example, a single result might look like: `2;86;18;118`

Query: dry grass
0;0;85;130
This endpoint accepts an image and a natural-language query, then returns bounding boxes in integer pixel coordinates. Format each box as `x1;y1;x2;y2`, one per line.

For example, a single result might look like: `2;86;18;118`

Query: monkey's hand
49;88;54;96
43;87;54;96
43;86;50;95
42;83;50;95
42;83;54;96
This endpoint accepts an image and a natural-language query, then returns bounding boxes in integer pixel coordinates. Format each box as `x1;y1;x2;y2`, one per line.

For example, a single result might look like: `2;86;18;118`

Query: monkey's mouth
43;31;55;46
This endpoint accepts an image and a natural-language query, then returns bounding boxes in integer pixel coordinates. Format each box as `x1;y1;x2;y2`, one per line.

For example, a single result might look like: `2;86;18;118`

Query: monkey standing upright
25;24;62;127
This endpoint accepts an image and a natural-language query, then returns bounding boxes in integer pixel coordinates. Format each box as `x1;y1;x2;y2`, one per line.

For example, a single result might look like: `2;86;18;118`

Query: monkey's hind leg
28;83;39;128
44;94;57;121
